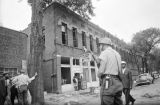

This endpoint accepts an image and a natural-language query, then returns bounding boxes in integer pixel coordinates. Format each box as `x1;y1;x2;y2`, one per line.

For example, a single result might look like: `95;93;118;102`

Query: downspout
51;5;59;93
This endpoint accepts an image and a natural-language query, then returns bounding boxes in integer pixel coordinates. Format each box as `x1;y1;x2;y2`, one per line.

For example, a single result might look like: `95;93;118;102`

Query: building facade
23;2;140;93
0;27;28;76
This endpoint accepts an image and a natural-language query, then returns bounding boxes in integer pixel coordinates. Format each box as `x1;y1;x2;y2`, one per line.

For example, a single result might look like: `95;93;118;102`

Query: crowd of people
0;69;37;105
1;37;136;105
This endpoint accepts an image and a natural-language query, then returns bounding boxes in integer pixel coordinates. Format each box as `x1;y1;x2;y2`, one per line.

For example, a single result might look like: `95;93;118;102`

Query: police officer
97;37;123;105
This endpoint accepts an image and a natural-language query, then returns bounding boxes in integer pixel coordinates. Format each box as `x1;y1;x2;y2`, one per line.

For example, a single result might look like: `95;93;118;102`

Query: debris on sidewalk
142;93;160;98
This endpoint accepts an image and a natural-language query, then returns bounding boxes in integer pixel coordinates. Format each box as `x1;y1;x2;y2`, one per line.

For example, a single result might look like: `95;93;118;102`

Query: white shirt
11;74;35;87
122;68;126;74
98;47;121;75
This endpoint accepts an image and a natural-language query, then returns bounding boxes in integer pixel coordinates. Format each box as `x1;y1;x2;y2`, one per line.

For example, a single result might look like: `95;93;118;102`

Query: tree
28;0;95;20
27;0;96;105
28;0;45;105
131;27;160;73
149;48;160;73
126;43;142;74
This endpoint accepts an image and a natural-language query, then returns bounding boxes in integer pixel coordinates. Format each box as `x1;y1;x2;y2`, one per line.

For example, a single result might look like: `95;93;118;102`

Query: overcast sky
0;0;160;43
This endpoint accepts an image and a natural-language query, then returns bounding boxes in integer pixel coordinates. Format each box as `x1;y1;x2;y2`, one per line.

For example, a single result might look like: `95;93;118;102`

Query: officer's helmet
99;37;112;46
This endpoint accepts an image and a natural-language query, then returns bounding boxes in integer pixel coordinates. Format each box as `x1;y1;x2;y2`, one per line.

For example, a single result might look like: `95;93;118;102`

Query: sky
0;0;160;43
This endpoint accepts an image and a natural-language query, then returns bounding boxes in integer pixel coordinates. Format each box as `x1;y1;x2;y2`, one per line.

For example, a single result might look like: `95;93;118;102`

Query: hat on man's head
20;69;25;73
121;61;126;64
99;37;112;46
2;72;9;76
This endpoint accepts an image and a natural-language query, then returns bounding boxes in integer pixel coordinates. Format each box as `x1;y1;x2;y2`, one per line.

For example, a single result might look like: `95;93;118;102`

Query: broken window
82;31;87;47
91;68;96;81
61;67;71;85
61;22;68;45
90;61;95;66
90;35;94;51
72;27;78;47
73;58;80;65
61;57;70;65
82;60;88;66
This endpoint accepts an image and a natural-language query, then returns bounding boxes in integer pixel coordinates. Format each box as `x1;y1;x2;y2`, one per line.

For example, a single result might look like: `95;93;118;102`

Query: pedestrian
73;75;78;91
151;72;155;84
0;72;10;105
121;61;135;105
11;69;37;105
77;75;82;90
97;37;123;105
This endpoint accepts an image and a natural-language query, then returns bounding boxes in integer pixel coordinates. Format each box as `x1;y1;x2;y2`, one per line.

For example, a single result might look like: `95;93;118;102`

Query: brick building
23;2;140;93
0;27;28;76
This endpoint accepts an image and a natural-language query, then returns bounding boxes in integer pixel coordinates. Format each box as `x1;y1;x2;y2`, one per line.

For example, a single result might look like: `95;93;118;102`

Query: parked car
135;73;153;86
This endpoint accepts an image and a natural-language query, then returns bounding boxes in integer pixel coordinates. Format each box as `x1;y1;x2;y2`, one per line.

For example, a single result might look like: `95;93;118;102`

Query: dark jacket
121;68;132;89
0;78;7;105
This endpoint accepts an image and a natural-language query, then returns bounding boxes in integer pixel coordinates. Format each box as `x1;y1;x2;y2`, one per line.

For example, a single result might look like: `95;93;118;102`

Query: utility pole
29;0;44;104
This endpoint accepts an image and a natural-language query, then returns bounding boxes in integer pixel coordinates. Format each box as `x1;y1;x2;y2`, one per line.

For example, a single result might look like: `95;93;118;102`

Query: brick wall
0;27;27;71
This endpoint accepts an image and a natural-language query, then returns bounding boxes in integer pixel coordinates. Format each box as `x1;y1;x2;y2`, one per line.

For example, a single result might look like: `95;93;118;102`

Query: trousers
123;88;135;105
18;89;28;105
100;76;123;105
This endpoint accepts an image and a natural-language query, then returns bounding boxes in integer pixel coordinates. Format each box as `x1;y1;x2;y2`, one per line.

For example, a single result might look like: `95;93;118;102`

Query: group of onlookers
0;69;37;105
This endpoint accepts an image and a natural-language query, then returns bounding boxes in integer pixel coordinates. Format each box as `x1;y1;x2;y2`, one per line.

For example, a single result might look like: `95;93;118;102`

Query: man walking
97;37;123;105
11;69;37;105
121;61;135;105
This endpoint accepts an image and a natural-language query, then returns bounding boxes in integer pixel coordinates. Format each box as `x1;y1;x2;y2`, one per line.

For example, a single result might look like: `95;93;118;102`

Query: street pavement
45;78;160;105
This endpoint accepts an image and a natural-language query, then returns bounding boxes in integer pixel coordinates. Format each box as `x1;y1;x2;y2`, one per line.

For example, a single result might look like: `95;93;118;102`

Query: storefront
60;56;99;92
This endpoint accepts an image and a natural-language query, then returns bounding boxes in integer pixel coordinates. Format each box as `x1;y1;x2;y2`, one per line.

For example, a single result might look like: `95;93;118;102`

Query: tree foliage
28;0;95;19
131;27;160;72
132;27;160;55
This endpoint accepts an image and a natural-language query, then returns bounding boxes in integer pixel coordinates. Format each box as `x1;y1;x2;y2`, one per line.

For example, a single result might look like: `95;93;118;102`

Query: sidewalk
45;87;101;105
45;78;160;105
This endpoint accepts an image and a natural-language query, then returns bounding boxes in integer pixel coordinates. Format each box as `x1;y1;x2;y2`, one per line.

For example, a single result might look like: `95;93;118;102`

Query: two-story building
23;2;140;93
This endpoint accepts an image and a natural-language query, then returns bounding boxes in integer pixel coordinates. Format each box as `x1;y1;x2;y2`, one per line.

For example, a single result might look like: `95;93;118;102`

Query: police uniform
98;38;123;105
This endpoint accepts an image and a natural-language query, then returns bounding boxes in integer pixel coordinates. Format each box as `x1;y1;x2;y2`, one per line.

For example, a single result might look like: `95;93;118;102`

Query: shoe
131;100;135;105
